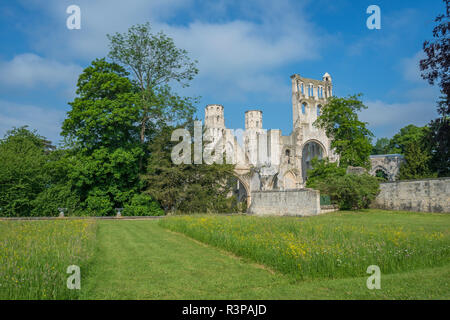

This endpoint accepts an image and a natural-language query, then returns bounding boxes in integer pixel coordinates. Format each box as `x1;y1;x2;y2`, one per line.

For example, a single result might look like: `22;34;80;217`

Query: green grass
0;219;97;299
159;210;450;280
81;219;449;299
1;210;449;299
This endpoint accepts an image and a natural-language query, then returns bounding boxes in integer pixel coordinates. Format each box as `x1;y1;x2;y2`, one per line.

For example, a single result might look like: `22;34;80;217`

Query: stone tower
205;104;225;129
244;110;265;166
291;73;332;129
245;110;263;130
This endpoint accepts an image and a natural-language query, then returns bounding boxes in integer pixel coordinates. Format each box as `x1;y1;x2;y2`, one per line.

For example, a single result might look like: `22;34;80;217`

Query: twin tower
204;105;263;130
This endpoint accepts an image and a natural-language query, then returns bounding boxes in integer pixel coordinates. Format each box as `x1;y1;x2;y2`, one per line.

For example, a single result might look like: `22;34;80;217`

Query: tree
61;59;160;215
315;94;374;168
0;127;48;216
388;125;429;154
397;142;436;180
143;125;237;214
371;137;391;155
107;23;198;145
420;0;450;176
61;58;140;151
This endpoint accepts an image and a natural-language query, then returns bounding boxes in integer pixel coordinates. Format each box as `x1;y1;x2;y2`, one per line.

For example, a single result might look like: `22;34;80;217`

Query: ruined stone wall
248;189;321;216
372;177;450;213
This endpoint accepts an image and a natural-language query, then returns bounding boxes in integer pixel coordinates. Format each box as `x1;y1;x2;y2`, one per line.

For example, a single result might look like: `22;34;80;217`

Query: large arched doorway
302;141;324;182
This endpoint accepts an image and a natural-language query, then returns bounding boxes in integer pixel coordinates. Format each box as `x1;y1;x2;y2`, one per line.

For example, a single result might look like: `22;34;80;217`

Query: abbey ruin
203;73;402;208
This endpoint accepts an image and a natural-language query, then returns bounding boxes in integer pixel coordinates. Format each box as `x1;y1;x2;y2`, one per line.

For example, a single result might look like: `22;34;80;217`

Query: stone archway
231;174;251;209
301;140;325;182
371;165;389;181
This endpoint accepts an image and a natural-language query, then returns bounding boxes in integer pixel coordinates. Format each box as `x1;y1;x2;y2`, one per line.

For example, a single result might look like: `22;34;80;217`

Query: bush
306;159;380;210
123;193;164;216
314;173;380;210
85;189;113;216
31;184;80;216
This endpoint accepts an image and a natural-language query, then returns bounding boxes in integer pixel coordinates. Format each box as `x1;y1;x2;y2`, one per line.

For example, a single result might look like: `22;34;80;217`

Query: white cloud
0;54;82;91
360;99;439;138
0;100;65;143
22;0;322;101
401;51;426;84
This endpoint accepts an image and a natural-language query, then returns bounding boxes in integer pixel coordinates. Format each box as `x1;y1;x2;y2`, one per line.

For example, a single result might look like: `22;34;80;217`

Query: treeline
0;24;238;217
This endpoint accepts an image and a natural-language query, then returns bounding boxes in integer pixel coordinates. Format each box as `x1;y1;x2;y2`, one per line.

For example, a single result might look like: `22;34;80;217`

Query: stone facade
248;189;321;216
372;177;450;213
204;73;339;206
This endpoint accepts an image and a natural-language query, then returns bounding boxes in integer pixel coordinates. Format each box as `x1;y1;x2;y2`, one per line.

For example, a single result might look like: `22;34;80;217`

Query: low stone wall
372;177;450;213
248;189;321;216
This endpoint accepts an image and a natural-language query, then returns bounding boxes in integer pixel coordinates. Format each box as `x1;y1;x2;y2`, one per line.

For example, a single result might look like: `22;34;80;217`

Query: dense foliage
0;128;46;216
420;0;450;177
314;94;373;168
143;125;238;214
306;159;379;210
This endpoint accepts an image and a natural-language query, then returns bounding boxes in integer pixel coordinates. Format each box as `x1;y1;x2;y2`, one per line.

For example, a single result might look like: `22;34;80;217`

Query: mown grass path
81;220;450;299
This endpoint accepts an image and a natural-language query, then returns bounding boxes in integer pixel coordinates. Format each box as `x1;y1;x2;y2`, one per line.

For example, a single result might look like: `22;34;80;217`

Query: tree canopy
315;94;374;168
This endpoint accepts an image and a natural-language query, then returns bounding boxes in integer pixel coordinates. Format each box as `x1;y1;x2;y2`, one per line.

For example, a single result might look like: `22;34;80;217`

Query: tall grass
0;219;97;299
159;211;450;280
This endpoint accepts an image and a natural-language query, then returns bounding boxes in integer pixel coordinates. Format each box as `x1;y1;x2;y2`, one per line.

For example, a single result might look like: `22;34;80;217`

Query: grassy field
160;210;450;280
0;219;97;299
0;210;449;299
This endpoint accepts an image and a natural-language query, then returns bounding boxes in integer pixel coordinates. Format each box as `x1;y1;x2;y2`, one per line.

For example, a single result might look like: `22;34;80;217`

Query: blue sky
0;0;445;145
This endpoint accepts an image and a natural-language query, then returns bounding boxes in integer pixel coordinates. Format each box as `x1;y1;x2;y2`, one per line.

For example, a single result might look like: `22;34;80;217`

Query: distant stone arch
232;173;251;208
372;165;389;181
369;154;405;181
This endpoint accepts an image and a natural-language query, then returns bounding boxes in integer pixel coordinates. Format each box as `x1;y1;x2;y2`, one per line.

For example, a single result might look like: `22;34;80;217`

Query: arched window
301;103;306;114
317;105;321;116
301;83;304;94
285;149;291;164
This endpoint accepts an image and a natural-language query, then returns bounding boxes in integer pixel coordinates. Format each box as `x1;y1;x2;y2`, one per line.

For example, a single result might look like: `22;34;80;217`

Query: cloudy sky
0;0;445;144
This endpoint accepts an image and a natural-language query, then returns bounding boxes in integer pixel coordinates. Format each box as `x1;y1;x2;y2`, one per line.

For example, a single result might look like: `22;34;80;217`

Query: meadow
0;210;449;299
159;210;450;280
0;219;97;299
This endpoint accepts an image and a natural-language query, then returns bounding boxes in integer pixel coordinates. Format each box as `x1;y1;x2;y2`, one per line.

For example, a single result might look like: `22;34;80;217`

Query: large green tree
420;0;450;177
107;23;198;145
388;124;429;154
62;58;140;151
143;125;237;214
61;59;159;215
0;127;48;216
315;94;374;168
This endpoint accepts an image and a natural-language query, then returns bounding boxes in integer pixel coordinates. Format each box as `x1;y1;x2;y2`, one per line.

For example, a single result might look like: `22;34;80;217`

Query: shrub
124;193;164;216
85;189;113;216
314;173;380;210
306;158;380;210
31;184;80;216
